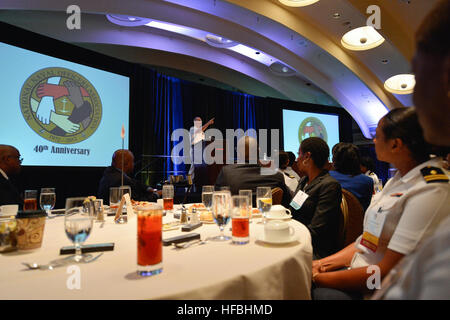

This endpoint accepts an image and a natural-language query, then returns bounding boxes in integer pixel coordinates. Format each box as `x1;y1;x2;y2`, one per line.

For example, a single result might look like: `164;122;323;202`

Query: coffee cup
267;205;291;219
0;204;19;217
15;210;46;250
264;220;295;242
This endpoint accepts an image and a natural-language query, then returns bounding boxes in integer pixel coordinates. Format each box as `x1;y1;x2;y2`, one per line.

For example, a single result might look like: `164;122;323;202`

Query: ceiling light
278;0;320;7
106;14;151;26
384;74;415;95
341;26;385;51
205;34;237;48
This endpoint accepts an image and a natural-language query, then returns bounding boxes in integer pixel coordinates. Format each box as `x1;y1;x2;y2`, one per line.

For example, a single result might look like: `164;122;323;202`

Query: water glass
211;191;232;241
257;187;272;223
162;184;174;213
137;203;163;277
64;197;94;262
202;185;214;210
24;190;38;211
40;188;56;215
231;196;250;244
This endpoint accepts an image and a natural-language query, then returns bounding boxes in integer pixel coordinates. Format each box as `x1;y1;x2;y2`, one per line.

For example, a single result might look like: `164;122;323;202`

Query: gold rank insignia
420;166;449;184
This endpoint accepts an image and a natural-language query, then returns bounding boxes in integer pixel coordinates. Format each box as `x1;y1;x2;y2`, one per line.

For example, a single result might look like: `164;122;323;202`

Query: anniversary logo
20;67;102;145
298;117;328;144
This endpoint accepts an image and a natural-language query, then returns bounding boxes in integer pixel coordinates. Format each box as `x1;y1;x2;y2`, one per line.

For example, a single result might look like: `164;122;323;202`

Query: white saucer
264;214;292;221
256;233;299;244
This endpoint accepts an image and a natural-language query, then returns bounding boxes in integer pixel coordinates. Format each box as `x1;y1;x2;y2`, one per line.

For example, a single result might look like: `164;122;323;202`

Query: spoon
22;262;64;270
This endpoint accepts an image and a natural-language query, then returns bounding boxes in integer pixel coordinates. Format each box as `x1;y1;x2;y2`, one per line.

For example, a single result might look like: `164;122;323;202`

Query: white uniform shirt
351;158;450;268
278;169;299;197
365;171;380;186
285;166;301;181
189;126;205;146
376;215;450;299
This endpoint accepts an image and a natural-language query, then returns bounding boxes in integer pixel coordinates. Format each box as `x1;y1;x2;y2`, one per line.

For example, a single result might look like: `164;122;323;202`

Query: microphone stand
181;181;194;209
133;157;160;178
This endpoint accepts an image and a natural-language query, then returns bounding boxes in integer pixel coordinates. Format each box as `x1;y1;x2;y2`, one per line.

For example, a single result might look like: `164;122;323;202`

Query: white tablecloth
0;206;313;299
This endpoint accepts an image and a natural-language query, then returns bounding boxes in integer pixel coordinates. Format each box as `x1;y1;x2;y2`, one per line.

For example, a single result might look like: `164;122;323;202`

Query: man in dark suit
215;136;291;207
0;145;23;208
98;149;159;204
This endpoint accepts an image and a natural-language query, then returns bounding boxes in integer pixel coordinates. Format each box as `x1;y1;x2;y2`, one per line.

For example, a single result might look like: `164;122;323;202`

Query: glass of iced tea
231;195;250;244
137;203;163;276
162;184;174;213
24;190;38;211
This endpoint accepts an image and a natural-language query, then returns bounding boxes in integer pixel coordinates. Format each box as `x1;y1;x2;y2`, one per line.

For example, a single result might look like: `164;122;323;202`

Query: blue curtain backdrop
150;73;185;178
143;73;263;184
136;67;353;186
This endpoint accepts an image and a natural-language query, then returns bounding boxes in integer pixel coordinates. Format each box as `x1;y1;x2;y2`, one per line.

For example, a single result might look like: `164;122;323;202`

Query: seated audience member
360;156;382;193
0;145;23;208
285;151;302;181
311;108;449;300
329;143;374;211
371;1;450;300
98;149;159;204
215;136;291;207
278;151;298;196
290;137;342;260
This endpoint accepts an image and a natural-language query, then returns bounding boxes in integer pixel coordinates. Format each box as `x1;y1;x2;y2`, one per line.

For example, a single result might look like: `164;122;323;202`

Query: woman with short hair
329;143;374;211
291;137;342;259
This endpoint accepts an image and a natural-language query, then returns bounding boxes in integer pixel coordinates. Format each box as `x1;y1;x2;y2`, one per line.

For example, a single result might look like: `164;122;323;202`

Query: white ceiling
0;0;439;138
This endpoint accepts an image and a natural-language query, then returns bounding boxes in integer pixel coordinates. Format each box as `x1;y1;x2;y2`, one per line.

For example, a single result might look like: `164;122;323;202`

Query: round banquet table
0;205;313;300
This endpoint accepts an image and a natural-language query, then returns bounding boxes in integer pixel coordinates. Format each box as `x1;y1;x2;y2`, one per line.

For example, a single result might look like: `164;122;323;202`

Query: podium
193;139;233;189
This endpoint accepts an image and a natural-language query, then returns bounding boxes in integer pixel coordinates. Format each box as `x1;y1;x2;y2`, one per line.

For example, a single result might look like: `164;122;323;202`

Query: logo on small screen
20;67;102;144
298;117;328;143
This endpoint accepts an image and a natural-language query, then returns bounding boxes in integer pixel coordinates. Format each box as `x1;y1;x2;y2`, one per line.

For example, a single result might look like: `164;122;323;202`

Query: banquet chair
339;189;364;248
271;187;283;205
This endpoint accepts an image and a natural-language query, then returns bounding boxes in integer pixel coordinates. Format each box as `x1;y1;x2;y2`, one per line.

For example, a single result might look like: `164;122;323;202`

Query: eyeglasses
8;155;23;163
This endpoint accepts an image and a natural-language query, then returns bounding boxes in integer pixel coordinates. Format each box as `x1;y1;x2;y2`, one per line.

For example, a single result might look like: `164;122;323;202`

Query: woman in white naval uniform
311;108;450;300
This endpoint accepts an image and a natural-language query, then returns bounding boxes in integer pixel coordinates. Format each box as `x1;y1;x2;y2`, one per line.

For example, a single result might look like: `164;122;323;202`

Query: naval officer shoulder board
420;166;449;184
283;171;295;179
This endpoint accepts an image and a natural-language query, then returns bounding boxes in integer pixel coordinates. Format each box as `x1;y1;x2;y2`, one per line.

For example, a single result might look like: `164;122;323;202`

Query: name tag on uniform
360;208;386;252
290;190;309;210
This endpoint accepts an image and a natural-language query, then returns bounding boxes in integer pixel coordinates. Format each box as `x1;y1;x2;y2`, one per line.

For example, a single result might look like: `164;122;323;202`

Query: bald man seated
98;149;159;204
215;136;291;207
0;145;24;208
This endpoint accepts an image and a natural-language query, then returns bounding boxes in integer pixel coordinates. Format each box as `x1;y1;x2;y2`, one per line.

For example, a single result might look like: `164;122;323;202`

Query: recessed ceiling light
341;26;385;51
269;62;296;76
106;14;151;26
278;0;320;7
384;74;415;94
205;34;237;48
333;13;341;19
